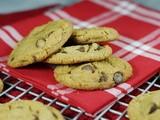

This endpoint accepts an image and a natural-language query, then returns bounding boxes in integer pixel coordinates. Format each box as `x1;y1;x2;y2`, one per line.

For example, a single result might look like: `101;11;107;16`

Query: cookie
44;43;112;64
7;19;73;68
0;100;64;120
71;27;119;44
127;90;160;120
54;56;133;90
0;79;4;92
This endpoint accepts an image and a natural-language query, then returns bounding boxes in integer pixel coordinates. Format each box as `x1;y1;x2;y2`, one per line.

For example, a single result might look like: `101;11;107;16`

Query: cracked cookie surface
54;56;133;90
127;90;160;120
71;27;119;44
44;43;112;64
0;100;64;120
7;19;73;68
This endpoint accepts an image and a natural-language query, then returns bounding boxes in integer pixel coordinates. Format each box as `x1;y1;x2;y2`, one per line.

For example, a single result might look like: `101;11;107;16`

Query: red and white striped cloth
0;0;160;116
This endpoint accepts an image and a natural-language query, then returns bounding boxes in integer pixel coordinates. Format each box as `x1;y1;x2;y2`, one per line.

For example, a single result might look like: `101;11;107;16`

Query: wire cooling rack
0;70;159;120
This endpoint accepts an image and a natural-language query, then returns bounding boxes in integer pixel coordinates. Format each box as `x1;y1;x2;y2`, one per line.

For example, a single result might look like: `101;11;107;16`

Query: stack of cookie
7;19;133;90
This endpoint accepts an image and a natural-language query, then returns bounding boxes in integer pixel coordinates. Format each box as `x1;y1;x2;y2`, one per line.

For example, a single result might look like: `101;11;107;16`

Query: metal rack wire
0;70;159;120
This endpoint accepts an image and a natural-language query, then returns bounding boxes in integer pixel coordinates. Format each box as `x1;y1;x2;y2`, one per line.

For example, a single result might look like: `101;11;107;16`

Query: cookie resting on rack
7;19;73;68
0;100;64;120
127;90;160;120
54;56;133;90
44;43;112;64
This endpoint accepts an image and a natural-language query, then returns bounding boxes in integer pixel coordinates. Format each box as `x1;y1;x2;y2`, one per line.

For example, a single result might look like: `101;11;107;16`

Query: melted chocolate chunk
113;72;123;84
149;102;158;114
82;65;95;73
76;47;85;52
99;72;107;82
36;38;46;48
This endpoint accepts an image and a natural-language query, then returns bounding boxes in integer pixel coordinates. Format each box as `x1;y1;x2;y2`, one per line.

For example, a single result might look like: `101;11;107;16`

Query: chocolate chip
29;106;32;111
48;31;54;37
76;47;85;52
104;30;109;35
9;105;11;110
113;72;123;84
60;49;67;53
82;65;95;73
62;31;67;36
36;110;39;114
99;72;107;82
32;55;37;62
96;45;103;50
92;43;102;51
11;57;14;61
149;102;158;114
33;114;39;120
36;38;46;48
52;112;58;119
20;59;28;63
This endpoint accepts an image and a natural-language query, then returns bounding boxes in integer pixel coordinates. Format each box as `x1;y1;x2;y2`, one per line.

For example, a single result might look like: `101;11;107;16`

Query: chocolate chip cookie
71;27;119;44
0;79;4;92
0;100;64;120
54;56;133;90
7;19;73;68
127;90;160;120
44;43;112;64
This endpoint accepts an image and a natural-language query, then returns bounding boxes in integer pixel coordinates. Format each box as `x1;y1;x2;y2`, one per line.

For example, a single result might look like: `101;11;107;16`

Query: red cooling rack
0;70;159;120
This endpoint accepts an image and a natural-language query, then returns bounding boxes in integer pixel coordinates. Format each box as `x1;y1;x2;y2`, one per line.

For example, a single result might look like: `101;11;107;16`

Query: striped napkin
0;0;160;116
